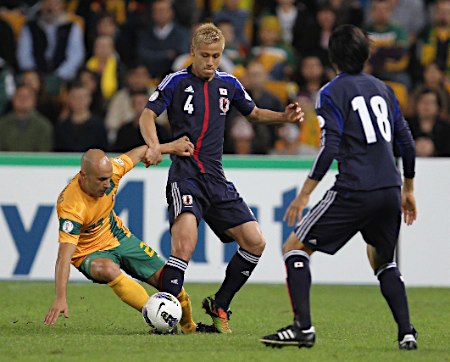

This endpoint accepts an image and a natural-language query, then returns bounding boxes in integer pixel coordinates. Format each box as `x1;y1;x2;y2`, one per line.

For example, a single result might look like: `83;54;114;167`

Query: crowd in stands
0;0;449;157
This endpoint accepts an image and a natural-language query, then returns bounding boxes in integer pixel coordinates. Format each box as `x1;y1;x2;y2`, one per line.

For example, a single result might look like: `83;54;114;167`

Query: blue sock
160;255;188;297
377;263;412;339
214;248;260;310
284;250;312;330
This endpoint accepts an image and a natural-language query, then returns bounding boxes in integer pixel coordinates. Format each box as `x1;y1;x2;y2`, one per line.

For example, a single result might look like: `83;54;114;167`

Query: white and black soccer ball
142;292;182;333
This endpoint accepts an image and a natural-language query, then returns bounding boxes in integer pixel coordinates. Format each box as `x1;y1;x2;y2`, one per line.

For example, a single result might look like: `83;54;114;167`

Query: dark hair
416;87;442;111
328;24;370;74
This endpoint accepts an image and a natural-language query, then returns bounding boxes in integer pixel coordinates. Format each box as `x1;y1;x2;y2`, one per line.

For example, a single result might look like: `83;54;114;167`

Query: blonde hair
192;23;225;49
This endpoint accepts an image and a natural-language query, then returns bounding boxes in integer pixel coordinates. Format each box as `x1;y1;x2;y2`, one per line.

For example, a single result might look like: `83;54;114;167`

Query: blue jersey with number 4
310;72;415;191
146;66;255;182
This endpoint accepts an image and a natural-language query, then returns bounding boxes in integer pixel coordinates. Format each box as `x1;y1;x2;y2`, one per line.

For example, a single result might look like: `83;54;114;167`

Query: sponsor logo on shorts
308;239;317;245
182;195;193;206
294;262;304;268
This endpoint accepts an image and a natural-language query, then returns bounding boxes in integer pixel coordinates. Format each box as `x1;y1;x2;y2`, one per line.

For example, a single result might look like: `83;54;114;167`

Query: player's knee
282;233;306;255
90;259;121;283
240;235;266;255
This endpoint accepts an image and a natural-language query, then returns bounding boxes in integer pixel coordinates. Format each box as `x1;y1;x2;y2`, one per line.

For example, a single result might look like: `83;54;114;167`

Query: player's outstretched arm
247;102;304;124
139;108;162;166
44;242;76;325
401;178;417;226
160;136;194;156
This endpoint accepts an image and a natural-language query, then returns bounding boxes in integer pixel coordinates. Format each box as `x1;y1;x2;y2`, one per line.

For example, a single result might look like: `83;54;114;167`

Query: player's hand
284;192;310;226
284;102;304;124
401;191;417;225
44;299;69;325
170;136;194;156
143;145;162;167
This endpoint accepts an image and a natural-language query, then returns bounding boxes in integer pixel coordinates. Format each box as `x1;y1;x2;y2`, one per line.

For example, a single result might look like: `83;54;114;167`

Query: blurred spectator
18;69;61;123
84;12;129;65
365;0;411;88
321;0;364;27
407;88;450;157
294;54;325;153
0;84;53;152
0;16;17;71
113;89;170;152
16;0;85;95
77;67;106;118
270;123;302;155
262;0;311;47
86;35;123;102
54;84;107;152
294;4;337;72
173;0;200;28
104;63;152;144
249;15;297;80
213;0;252;48
411;0;450;86
229;115;255;155
241;60;283;154
136;0;190;79
385;0;426;42
408;62;449;118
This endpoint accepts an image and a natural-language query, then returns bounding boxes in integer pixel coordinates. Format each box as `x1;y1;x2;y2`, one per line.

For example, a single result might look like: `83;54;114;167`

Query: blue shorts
295;186;401;262
166;174;256;243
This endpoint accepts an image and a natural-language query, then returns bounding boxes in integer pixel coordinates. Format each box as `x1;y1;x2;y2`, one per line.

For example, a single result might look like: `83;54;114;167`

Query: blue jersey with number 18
309;72;415;191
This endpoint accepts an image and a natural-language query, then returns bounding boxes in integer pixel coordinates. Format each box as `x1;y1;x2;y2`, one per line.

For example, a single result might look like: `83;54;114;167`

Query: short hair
328;24;370;74
191;23;224;49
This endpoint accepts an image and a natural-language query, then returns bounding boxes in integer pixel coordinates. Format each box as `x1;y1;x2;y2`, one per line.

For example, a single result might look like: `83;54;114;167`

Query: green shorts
78;234;165;284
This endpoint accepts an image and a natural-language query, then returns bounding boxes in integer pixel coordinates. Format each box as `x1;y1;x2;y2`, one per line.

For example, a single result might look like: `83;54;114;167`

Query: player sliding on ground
44;139;216;334
260;24;418;350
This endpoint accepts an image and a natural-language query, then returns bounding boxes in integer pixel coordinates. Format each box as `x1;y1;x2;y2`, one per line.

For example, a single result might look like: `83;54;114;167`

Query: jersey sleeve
309;92;343;181
390;87;416;179
145;77;174;116
231;77;255;116
111;154;134;178
57;204;83;245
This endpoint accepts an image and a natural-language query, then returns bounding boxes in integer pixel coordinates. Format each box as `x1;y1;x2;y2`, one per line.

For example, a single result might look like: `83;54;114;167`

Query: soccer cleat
260;324;316;348
195;322;219;333
201;296;232;334
398;327;418;350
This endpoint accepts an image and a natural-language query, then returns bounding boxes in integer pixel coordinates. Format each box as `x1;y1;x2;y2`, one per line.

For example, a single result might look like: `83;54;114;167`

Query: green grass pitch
1;281;449;361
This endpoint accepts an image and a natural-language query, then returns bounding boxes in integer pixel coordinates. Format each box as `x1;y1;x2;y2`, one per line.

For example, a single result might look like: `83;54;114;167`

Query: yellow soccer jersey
57;154;134;267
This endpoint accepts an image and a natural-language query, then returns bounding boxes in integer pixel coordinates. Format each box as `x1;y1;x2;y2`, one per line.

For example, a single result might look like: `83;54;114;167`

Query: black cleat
260;324;316;348
195;322;219;333
398;327;418;350
149;325;179;335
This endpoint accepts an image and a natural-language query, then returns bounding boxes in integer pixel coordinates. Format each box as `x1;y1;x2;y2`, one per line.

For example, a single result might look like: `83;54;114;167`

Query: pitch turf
1;282;448;362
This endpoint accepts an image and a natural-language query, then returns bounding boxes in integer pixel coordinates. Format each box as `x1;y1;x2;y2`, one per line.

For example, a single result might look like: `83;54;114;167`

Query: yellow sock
177;288;197;333
108;273;149;312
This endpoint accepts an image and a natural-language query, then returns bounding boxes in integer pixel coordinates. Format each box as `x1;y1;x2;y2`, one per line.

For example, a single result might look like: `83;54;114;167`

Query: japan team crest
182;195;193;206
219;97;230;115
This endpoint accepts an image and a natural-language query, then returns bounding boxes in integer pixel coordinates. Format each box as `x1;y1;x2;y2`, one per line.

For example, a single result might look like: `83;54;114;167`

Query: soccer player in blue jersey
139;23;303;333
260;24;418;350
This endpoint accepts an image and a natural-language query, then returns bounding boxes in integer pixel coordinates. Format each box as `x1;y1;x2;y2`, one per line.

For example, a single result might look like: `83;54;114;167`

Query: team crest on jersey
182;195;193;206
62;220;74;233
219;97;230;115
149;91;159;102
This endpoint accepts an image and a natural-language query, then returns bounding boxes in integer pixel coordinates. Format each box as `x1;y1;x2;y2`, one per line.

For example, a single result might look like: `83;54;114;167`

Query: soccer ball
142;292;182;333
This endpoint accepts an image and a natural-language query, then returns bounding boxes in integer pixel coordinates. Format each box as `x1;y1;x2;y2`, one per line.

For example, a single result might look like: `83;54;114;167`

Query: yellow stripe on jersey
56;154;134;267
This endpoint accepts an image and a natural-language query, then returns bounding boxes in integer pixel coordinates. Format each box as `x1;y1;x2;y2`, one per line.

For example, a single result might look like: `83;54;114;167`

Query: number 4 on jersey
184;95;194;114
352;96;392;144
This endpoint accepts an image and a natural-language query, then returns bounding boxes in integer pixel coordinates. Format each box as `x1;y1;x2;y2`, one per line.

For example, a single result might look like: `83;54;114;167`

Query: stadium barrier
0;154;448;287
